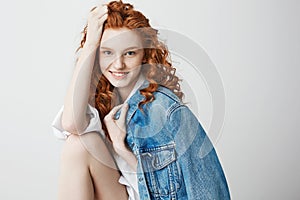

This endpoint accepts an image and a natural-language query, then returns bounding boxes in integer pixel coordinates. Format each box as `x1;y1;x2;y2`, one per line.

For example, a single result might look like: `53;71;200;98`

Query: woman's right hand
85;5;108;49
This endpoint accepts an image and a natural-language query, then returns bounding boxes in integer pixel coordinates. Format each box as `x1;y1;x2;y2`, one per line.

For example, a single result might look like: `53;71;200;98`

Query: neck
115;74;144;104
116;80;137;103
117;88;130;103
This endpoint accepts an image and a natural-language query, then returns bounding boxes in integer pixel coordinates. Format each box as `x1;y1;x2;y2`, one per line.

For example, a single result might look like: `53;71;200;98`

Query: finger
99;4;108;13
106;104;123;120
104;104;124;137
118;103;129;124
90;5;108;16
88;6;107;21
98;13;108;24
115;103;129;131
90;6;97;12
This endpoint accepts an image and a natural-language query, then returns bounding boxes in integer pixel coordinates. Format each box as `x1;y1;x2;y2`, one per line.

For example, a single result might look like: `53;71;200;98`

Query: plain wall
1;0;299;199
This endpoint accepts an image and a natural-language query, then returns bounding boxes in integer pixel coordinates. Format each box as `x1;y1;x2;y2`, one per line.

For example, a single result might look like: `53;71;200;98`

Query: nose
112;55;125;70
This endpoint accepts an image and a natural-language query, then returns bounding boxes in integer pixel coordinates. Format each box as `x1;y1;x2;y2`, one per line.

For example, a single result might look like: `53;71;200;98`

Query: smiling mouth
109;71;129;79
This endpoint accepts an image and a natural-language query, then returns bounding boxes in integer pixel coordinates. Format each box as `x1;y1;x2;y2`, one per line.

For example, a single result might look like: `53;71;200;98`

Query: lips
109;71;129;79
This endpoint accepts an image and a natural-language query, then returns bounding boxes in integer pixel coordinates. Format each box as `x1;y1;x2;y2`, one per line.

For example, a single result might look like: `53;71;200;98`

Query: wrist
113;142;130;154
113;142;127;151
83;41;99;51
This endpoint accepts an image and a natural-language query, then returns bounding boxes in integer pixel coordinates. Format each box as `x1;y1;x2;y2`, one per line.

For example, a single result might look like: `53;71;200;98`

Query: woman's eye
102;51;112;55
125;51;136;56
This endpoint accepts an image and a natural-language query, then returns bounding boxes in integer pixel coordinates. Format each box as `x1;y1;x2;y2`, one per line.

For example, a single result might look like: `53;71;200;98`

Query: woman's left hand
104;103;138;171
104;103;129;153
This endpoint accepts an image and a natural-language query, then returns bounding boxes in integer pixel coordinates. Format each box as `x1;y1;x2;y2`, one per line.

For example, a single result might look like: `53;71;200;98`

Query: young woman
52;1;230;199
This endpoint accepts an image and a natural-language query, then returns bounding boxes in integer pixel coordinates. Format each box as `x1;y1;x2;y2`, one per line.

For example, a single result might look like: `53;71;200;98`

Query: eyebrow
99;46;143;51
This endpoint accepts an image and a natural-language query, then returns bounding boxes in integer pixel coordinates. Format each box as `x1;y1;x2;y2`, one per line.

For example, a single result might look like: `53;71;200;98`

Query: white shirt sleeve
51;104;105;139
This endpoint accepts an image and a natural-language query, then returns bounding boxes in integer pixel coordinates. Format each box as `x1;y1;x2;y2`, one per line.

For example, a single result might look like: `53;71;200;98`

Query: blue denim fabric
115;80;231;199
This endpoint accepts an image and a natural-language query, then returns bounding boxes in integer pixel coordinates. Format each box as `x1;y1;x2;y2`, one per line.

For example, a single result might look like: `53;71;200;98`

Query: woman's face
99;27;144;93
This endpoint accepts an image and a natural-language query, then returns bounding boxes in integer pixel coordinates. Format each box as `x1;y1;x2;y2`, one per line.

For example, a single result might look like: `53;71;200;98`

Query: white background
1;0;299;199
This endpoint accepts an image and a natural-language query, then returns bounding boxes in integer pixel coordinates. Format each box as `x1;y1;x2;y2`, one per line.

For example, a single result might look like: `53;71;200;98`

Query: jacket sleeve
168;105;231;199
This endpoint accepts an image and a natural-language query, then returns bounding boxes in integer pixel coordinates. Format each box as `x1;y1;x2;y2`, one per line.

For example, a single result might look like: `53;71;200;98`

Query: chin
109;80;128;88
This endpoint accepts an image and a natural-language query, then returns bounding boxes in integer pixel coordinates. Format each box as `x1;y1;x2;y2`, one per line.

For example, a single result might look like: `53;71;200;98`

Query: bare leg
57;132;128;200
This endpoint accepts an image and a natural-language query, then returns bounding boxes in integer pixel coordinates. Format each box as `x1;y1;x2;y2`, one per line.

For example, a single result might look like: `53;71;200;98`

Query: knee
60;134;90;164
60;132;114;168
79;132;116;168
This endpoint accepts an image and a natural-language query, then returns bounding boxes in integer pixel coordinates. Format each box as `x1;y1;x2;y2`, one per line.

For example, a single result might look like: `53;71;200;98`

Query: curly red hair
76;0;183;137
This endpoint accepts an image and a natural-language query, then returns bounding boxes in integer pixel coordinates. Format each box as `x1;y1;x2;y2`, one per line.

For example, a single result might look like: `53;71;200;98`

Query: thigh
58;134;95;200
79;132;128;200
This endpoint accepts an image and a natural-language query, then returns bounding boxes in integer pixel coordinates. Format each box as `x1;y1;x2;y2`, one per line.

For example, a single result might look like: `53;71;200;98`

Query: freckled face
99;28;144;93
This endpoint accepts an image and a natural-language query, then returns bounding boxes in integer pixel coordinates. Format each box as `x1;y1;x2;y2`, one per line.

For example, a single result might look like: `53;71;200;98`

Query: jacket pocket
140;143;182;197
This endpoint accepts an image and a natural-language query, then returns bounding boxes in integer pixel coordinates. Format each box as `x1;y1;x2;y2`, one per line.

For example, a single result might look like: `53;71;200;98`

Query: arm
61;6;108;135
169;105;231;199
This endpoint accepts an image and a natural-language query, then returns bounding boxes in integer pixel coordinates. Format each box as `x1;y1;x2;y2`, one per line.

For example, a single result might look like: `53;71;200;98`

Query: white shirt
51;74;146;200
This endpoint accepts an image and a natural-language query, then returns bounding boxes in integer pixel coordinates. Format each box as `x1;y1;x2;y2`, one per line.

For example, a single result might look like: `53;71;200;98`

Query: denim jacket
115;80;231;200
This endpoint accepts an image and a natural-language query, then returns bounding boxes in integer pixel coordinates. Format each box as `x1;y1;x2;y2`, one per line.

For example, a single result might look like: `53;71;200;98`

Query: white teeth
111;72;128;77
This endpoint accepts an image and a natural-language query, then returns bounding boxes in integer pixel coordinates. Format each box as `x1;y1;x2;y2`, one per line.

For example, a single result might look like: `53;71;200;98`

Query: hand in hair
85;5;108;49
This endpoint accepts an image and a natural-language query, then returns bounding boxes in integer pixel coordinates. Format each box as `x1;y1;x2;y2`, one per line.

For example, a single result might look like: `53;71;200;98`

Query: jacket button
138;177;143;182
